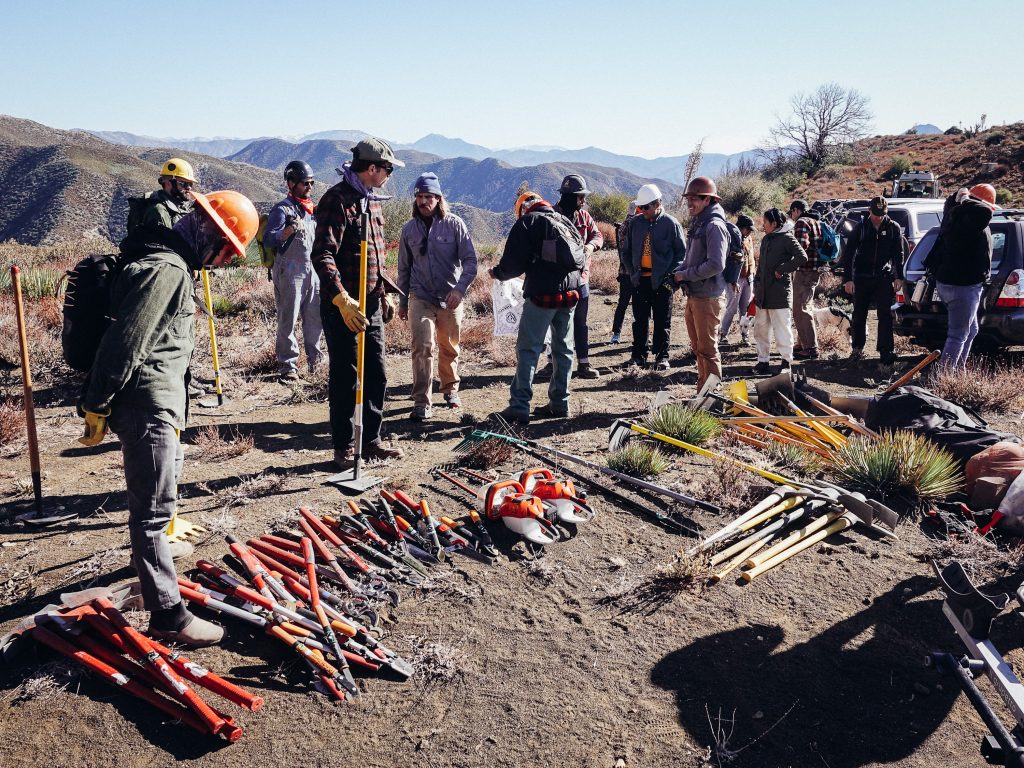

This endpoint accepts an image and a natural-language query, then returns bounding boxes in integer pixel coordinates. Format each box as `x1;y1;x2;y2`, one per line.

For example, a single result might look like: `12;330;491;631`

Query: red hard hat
684;176;720;199
969;183;997;210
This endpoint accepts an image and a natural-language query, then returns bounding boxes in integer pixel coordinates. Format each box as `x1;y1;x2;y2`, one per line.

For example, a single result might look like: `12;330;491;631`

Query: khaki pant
792;270;820;351
410;295;463;405
684;295;723;389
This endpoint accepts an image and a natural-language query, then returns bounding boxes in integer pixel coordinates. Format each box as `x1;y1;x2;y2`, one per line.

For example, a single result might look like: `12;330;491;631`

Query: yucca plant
767;442;824;477
829;431;963;503
607;443;670;477
643;404;721;445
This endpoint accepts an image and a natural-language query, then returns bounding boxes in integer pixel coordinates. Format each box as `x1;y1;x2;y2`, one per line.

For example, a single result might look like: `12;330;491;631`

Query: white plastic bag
492;278;525;337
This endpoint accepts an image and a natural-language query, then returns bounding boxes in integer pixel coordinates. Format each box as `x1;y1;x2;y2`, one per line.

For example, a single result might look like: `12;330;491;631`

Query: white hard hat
635;184;662;207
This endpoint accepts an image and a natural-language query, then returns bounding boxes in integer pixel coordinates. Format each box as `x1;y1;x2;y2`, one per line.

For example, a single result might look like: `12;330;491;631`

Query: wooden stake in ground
10;265;43;516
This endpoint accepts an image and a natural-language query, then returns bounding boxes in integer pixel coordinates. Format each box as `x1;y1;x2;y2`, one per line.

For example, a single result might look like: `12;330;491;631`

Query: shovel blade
328;467;386;495
608;419;635;452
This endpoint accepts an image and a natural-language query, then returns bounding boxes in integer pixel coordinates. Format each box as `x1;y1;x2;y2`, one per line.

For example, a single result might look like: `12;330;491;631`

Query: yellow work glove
381;294;395;324
332;290;368;333
79;409;110;447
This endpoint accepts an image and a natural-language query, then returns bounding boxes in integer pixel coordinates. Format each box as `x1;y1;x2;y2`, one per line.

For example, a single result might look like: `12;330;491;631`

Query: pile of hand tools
690;484;899;583
4;584;258;741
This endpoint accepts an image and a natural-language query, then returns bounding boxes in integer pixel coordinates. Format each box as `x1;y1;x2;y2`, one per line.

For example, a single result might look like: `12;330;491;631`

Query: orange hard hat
684;176;720;199
969;183;997;210
515;192;544;218
190;190;259;257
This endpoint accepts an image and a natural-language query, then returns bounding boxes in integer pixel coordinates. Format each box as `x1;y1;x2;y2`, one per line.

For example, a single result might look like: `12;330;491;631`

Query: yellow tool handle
743;509;843;569
721;415;859;425
730;423;833;458
712;527;772;566
726;397;831;450
627;423;790;485
742;516;853;582
783;396;846;450
712;537;769;582
200;268;223;403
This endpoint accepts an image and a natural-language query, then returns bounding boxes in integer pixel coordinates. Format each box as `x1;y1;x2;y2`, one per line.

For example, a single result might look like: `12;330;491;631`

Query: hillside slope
796;123;1024;203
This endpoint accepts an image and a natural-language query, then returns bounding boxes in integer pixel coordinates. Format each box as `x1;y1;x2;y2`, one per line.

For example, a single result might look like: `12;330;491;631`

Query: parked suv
893;209;1024;349
840;198;946;252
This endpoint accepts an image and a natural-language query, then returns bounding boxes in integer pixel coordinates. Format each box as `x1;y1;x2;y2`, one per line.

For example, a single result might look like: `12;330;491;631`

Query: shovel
328;211;384;494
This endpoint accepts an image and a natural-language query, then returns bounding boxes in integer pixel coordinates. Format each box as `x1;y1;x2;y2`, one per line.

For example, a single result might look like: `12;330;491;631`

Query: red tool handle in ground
31;625;240;741
10;265;43;515
93;597;232;739
82;612;262;712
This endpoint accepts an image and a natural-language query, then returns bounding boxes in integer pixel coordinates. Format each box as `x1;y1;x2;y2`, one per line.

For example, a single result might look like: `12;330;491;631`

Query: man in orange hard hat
923;183;997;369
78;190;259;648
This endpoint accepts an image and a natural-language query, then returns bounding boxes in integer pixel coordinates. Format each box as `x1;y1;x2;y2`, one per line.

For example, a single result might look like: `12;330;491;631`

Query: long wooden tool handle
712;537;769;582
11;266;42;514
691;486;796;554
742;517;853;582
744;510;843;569
883;350;941;394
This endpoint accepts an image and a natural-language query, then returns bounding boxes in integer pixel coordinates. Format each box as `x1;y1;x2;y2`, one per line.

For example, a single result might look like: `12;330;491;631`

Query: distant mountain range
226;138;684;214
85;128;763;184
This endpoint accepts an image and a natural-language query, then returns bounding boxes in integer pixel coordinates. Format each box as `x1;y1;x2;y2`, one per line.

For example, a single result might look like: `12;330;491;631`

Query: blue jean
938;281;984;369
509;300;575;416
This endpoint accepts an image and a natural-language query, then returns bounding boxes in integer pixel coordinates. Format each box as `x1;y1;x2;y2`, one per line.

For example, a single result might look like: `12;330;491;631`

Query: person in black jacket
923;184;996;369
489;192;587;425
839;196;906;366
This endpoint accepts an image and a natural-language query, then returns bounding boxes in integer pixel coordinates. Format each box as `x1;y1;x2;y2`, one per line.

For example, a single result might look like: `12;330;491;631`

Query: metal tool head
688;373;721;411
328;459;386;494
608;419;635;452
651;390;672;412
724;379;750;405
836;493;900;537
59;582;143;611
754;370;795;412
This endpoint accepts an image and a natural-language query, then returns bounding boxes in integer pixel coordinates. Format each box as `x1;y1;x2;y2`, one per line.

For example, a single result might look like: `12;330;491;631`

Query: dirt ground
0;289;1020;768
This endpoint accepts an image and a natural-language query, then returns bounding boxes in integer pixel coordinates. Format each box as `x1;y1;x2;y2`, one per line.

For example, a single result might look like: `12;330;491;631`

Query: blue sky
2;0;1019;157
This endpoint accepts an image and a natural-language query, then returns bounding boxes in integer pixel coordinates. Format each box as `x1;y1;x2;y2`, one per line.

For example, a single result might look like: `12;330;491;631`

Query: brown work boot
333;447;354;469
148;613;224;648
364;442;404;461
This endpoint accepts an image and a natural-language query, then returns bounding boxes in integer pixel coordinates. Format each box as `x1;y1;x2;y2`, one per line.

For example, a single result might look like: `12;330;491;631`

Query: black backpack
126;194;157;235
866;386;1021;465
61;253;124;372
537;211;586;273
710;213;745;284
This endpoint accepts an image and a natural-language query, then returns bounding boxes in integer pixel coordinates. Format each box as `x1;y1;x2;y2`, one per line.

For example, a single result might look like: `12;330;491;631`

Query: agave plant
643;404;721;446
766;442;824;477
607;443;670;477
829;431;963;502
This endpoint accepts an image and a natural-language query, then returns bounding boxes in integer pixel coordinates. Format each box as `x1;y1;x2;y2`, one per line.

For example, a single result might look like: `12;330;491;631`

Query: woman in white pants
751;208;808;375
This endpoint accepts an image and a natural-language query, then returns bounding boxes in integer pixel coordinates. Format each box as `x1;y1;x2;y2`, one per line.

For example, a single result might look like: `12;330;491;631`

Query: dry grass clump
643;404;721;445
815;323;851;357
588;252;620;295
489;336;517;366
0;397;26;448
0;296;65;375
930;361;1024;414
459;314;492;351
830;431;963;505
651;549;714;592
409;635;467;685
58;547;125;587
384;314;412;354
8;662;80;705
766;442;824;477
234;342;278;377
458;437;514;469
926;534;1024;585
191;424;254;462
607;443;670;477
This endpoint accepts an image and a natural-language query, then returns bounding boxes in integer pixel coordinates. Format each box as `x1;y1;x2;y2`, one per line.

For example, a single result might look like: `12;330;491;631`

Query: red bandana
290;195;315;215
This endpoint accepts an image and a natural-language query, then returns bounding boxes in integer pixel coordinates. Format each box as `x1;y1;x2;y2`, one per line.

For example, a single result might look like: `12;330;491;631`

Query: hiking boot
610;332;621;344
655;358;670;372
278;370;300;383
148;613;225;648
535;361;553;380
794;348;819;360
496;407;530;426
624;356;647;369
333;447;354;469
364;442;404;461
444;392;462;409
410;403;433;421
751;362;772;376
848;348;864;362
576;362;601;379
533;403;569;419
780;360;792;372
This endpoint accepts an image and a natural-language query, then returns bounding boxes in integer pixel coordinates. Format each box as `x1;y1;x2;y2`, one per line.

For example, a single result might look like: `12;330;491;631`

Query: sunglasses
639;201;660;211
297;179;315;186
174;179;194;189
379;163;395;176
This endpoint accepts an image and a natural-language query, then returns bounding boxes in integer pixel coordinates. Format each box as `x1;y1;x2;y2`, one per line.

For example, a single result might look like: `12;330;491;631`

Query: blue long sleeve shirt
397;213;478;308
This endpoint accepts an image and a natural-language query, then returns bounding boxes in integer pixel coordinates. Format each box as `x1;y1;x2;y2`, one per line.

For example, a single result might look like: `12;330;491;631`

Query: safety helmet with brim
190;190;259;265
160;158;197;184
559;174;591;196
635;184;662;207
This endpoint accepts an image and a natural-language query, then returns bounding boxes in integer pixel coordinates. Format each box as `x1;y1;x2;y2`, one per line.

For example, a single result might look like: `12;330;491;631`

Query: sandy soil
0;290;1018;768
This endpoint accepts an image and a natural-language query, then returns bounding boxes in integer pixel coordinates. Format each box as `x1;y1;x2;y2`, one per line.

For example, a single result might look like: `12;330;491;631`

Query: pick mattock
197;268;224;408
329;210;385;493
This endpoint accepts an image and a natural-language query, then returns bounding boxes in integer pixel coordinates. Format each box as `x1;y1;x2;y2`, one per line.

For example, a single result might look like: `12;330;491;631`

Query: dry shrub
815;324;851;358
384;315;412;354
58;548;125;587
460;314;492;352
925;534;1024;584
191;424;254;462
0;295;65;375
930;361;1024;414
601;551;712;615
409;635;467;685
458;437;514;469
588;252;620;295
0;397;26;448
234;342;277;377
706;454;765;515
489;336;517;366
595;221;617;249
465;277;493;314
8;662;80;705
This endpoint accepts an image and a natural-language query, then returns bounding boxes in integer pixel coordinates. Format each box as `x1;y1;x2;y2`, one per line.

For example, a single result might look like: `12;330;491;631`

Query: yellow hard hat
160;158;197;184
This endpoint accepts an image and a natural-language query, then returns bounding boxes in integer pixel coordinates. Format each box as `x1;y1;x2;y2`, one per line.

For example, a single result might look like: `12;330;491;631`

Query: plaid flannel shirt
311;179;385;302
794;216;823;270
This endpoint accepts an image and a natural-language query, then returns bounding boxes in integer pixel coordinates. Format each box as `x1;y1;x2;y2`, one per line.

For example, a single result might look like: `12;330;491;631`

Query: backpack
817;221;840;263
866;386;1021;465
710;212;745;283
126;194;156;235
252;213;275;268
538;211;586;273
61;253;123;372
